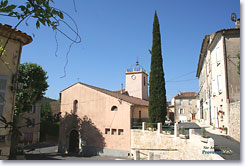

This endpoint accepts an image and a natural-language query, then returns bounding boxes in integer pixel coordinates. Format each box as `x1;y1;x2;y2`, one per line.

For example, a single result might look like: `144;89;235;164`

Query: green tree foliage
40;100;61;141
148;11;167;124
15;63;49;115
0;0;64;29
237;52;240;75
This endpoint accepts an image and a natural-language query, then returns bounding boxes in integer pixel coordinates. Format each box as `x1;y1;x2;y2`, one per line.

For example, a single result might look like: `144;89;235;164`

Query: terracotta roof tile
174;92;198;99
0;23;32;45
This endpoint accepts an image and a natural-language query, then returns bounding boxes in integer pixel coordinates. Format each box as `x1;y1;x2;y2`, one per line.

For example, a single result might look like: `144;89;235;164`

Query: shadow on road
179;122;240;160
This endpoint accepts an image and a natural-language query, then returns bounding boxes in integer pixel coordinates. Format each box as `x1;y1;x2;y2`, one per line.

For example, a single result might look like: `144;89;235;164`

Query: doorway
68;130;79;153
192;113;196;120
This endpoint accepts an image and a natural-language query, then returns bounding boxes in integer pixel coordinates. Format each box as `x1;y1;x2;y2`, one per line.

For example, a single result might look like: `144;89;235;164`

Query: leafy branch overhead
0;0;64;29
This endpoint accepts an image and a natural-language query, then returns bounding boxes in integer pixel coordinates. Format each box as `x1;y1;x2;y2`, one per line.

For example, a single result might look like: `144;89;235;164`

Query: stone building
171;92;199;122
0;24;32;159
196;27;240;141
58;61;149;157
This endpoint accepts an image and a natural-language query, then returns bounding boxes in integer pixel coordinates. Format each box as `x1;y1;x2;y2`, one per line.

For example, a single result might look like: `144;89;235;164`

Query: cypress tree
148;11;167;123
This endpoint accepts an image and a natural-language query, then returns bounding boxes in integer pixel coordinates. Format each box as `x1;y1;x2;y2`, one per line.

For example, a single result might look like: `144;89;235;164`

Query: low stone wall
131;129;224;160
229;101;240;142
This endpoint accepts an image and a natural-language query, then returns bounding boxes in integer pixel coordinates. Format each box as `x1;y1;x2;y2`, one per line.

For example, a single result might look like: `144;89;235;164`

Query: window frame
111;105;118;111
118;129;124;135
180;99;183;106
32;104;36;113
73;100;78;114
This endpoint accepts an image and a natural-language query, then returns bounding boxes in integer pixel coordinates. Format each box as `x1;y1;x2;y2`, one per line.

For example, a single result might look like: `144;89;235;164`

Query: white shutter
183;109;185;114
0;76;8;115
216;47;220;64
217;75;222;93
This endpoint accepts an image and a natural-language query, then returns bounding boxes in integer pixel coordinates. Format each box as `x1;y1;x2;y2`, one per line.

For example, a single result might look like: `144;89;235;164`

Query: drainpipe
222;32;230;133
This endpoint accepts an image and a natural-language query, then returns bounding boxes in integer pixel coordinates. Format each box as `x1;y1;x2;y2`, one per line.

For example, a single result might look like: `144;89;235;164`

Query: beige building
196;27;240;138
18;103;41;145
0;24;32;159
171;92;199;122
58;63;149;157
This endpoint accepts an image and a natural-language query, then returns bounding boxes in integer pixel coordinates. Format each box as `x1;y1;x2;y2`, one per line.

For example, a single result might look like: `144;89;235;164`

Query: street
179;122;240;160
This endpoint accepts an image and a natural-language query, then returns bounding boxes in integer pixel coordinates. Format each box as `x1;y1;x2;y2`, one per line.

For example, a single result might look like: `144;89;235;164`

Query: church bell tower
125;58;148;100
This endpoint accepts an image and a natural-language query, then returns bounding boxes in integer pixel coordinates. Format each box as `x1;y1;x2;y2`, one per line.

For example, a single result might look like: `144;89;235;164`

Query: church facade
58;62;149;157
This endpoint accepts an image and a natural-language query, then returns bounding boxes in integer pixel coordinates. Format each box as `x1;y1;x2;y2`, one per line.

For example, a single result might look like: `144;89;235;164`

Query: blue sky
1;0;240;101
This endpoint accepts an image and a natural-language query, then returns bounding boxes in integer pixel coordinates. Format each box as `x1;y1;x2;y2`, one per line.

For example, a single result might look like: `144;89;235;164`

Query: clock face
131;75;136;80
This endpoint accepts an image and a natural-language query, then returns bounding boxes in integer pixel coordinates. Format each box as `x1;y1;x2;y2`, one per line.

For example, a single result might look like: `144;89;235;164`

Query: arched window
111;106;118;111
73;100;78;114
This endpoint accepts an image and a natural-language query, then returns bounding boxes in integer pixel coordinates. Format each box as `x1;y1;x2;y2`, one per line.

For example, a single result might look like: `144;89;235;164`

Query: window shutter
216;47;220;64
183;109;185;114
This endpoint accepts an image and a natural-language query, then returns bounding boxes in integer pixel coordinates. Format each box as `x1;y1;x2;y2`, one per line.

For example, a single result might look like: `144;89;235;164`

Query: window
217;75;222;93
111;129;117;135
180;100;183;106
189;99;192;105
0;76;8;116
118;129;124;135
144;77;146;86
216;47;220;65
111;106;118;111
179;109;184;114
26;119;32;128
139;110;141;119
105;128;110;134
32;104;36;113
32;119;35;127
73;100;78;114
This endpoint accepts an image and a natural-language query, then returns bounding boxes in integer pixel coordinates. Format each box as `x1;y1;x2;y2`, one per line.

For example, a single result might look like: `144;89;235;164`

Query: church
58;61;149;157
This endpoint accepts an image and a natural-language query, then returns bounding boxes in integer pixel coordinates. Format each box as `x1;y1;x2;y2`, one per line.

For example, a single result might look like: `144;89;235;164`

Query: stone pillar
134;150;140;160
148;151;154;160
142;122;146;131
174;123;179;137
189;129;195;140
157;123;162;134
207;138;214;152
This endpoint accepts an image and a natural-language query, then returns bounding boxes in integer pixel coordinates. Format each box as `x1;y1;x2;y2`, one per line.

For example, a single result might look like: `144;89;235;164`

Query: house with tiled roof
58;61;149;157
171;92;199;122
0;24;32;159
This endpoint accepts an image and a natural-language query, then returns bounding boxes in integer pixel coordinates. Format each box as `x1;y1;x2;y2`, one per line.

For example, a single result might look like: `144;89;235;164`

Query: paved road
179;122;240;160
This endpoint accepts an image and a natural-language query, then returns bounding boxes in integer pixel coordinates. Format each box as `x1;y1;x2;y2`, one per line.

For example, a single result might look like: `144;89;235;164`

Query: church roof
61;82;149;107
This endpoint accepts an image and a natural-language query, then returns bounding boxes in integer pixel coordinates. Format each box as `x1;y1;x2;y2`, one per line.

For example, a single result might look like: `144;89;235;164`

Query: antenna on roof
231;13;240;28
231;13;237;22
